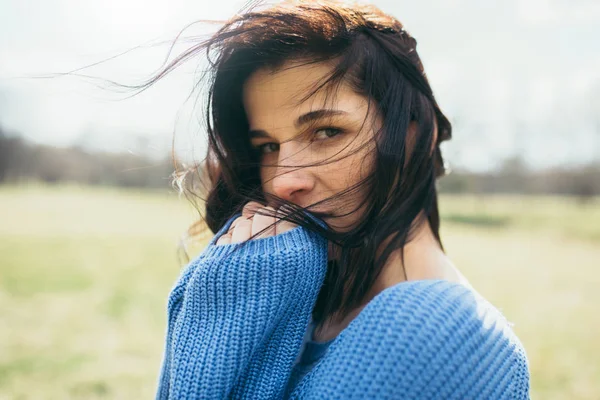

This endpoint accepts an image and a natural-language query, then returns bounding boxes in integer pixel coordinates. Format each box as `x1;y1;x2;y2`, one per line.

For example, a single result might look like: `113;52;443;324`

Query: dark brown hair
145;0;451;324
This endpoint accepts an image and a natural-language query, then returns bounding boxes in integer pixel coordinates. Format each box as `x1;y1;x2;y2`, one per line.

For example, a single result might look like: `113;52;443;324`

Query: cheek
260;167;275;195
318;152;373;207
332;147;374;188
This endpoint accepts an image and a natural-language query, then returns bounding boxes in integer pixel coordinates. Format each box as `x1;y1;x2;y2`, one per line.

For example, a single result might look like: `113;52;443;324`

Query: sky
1;0;599;171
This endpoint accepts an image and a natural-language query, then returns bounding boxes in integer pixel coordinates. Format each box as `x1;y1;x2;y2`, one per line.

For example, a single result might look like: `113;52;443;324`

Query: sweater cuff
200;212;327;260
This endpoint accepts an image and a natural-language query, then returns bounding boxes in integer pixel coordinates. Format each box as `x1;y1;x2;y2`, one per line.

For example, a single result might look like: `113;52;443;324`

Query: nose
270;143;315;202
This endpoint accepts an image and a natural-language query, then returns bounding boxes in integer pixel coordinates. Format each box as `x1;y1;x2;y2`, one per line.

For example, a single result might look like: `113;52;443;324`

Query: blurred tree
0;126;28;183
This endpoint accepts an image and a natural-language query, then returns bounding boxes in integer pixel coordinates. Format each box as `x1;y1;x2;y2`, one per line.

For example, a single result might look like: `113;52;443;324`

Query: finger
275;206;297;235
229;217;240;231
222;216;242;238
242;201;265;219
252;206;277;239
216;214;246;245
216;231;232;246
231;217;253;244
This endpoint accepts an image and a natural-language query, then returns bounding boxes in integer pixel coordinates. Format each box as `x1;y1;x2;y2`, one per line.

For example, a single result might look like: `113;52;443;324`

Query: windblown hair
148;0;451;324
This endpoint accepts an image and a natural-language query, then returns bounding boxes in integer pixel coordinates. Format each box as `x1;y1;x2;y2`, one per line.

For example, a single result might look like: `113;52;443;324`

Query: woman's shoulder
371;279;506;322
356;279;525;351
310;279;530;399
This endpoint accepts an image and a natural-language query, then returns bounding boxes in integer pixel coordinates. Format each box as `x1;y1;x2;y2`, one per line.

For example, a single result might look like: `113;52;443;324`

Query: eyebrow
248;109;348;139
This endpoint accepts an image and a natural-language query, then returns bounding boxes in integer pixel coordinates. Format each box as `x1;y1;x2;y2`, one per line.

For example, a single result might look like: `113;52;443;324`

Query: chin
323;216;360;233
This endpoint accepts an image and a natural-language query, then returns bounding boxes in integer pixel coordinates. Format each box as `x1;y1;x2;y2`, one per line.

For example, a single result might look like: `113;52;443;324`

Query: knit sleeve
291;280;530;399
156;213;328;400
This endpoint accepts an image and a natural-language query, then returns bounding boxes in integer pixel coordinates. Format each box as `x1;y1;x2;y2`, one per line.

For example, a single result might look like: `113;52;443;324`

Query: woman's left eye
314;127;342;140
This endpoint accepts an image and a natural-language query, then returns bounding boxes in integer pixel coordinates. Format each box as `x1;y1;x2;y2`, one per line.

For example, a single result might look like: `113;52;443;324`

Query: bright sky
1;0;599;171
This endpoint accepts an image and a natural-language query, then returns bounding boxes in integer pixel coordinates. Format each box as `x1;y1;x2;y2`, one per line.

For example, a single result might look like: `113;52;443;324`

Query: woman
154;1;530;398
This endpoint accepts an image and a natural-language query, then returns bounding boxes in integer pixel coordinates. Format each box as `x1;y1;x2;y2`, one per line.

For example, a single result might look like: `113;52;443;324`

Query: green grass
440;194;600;242
0;185;599;399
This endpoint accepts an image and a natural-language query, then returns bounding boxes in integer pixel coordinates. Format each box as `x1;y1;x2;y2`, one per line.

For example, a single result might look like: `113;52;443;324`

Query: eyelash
253;127;344;154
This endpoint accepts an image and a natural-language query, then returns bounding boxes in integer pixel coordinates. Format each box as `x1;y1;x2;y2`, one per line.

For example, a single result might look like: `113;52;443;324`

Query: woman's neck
368;213;465;294
314;215;469;342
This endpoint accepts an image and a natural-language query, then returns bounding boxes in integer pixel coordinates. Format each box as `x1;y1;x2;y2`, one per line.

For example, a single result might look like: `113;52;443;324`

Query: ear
405;121;418;160
431;118;439;154
404;119;438;170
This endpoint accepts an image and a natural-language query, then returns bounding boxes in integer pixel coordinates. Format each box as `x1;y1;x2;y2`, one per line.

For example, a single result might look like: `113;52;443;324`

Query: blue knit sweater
156;214;530;399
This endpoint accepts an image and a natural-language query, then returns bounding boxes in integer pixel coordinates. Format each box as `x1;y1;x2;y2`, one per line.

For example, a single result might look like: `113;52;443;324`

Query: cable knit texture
156;213;530;399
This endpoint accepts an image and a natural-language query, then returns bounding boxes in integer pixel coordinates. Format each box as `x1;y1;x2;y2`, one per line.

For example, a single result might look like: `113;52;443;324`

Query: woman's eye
257;143;279;154
253;128;342;154
314;127;342;140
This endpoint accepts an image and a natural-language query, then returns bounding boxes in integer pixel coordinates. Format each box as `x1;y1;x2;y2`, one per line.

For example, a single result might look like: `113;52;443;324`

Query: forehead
242;61;370;131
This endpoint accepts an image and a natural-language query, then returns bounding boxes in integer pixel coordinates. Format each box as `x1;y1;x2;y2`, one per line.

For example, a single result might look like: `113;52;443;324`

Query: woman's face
243;60;380;231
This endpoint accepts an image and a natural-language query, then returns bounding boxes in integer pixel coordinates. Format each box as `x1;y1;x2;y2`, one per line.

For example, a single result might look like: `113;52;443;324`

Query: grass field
0;185;599;399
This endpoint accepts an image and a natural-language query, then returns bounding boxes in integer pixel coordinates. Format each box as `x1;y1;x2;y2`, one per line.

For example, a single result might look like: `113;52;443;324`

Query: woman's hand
215;202;297;245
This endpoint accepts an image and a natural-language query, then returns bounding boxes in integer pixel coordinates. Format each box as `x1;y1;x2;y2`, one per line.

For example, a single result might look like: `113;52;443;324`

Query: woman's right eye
255;143;279;154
